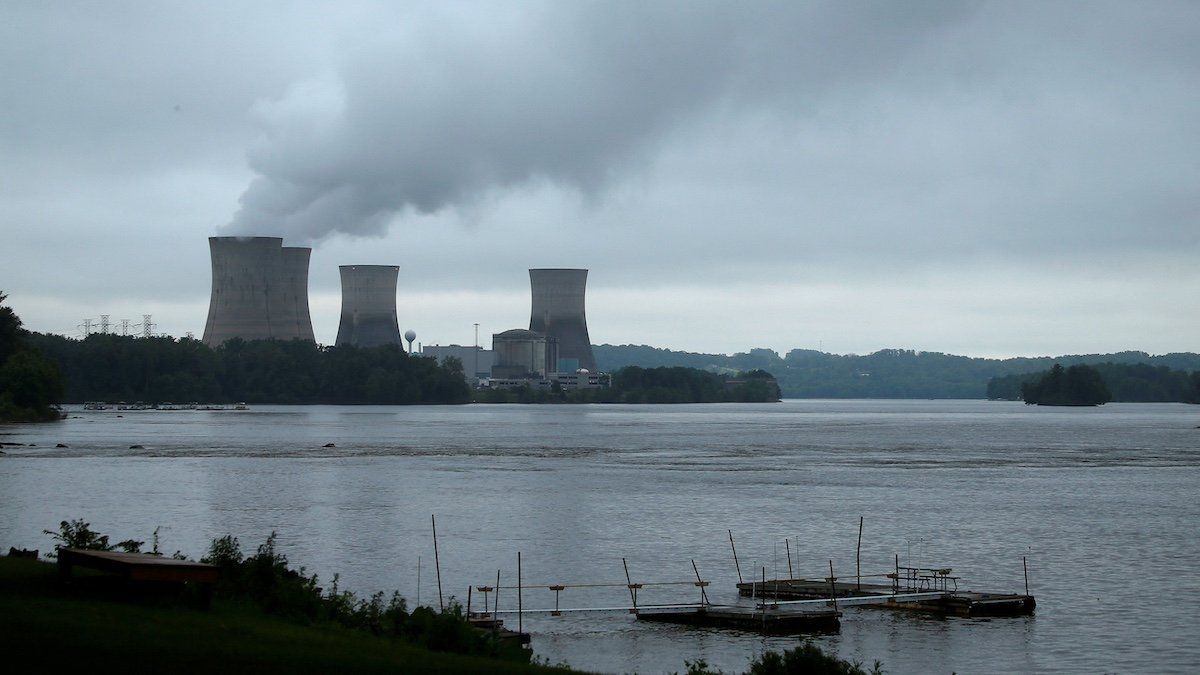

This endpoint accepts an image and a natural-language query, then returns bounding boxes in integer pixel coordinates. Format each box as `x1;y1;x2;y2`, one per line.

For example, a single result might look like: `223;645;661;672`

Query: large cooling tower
202;236;315;346
279;247;316;343
335;265;402;347
528;268;596;371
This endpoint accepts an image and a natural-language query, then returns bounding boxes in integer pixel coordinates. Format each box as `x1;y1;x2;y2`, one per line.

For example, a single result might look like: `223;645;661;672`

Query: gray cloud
3;1;1198;355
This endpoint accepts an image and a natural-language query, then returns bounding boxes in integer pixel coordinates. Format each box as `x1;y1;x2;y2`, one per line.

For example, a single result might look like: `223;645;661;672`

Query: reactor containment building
202;236;315;346
528;268;596;372
335;265;402;347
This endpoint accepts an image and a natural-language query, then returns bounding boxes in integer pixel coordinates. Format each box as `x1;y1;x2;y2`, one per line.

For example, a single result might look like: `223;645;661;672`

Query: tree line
475;366;781;404
595;344;1200;399
27;332;471;405
988;362;1200;403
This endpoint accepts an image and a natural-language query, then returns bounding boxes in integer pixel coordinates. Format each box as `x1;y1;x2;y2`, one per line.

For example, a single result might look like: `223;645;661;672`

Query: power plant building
528;268;595;372
423;344;495;381
491;329;558;379
333;265;403;348
202;236;315;346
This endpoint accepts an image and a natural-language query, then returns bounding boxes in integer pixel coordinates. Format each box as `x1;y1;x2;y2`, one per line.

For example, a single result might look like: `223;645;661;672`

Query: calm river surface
2;400;1198;673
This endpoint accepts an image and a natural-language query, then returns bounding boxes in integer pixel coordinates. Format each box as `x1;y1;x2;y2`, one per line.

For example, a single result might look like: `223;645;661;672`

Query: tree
1021;363;1111;406
0;293;64;421
0;291;25;365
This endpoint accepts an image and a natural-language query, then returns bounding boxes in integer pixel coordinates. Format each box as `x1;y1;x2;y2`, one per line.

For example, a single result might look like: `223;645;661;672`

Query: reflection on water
2;400;1198;673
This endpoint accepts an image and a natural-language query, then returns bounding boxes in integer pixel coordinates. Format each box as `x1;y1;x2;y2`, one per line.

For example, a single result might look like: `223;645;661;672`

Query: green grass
0;556;574;673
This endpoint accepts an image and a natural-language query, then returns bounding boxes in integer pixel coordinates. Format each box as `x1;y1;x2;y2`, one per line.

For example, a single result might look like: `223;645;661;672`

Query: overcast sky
3;1;1197;357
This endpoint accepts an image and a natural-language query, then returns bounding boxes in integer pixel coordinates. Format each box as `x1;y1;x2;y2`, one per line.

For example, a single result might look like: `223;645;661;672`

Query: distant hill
593;345;1200;399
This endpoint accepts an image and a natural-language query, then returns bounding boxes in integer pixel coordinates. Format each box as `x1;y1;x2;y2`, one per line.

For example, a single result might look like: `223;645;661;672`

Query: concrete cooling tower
335;265;402;347
201;236;315;346
279;247;316;343
528;268;596;372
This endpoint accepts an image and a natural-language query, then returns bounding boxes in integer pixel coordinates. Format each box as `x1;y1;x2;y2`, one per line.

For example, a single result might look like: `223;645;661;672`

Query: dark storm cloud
224;2;974;241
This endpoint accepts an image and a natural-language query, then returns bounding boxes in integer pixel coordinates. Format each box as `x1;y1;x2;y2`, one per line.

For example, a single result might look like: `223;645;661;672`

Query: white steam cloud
221;2;958;243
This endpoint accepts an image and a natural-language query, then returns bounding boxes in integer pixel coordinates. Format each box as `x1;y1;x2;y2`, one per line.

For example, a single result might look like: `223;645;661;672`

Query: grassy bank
0;556;571;674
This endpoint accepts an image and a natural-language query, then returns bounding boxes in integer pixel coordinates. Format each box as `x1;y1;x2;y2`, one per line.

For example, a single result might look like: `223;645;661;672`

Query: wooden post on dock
622;557;638;614
466;585;472;616
894;553;899;594
785;538;793;579
431;515;444;611
856;516;863;591
828;559;838;611
762;566;769;629
691;559;710;605
517;552;523;635
1023;556;1030;596
494;570;501;616
416;556;421;607
728;530;743;584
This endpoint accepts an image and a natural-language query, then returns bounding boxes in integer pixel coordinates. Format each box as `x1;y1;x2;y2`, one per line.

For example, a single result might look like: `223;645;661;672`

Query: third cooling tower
202;236;315;346
528;268;596;372
335;265;402;347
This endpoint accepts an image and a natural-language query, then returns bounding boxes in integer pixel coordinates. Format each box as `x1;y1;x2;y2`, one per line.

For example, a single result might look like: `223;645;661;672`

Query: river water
2;400;1197;673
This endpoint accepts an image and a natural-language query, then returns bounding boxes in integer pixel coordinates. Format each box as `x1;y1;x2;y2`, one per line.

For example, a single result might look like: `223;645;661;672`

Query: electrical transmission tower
120;318;131;336
99;314;110;334
139;314;155;338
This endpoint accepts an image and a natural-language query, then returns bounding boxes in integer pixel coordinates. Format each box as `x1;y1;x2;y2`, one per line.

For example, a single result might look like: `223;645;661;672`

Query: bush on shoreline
681;642;883;675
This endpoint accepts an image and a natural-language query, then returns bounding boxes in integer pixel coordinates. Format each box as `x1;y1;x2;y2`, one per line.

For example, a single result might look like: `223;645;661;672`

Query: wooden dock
737;577;1035;617
467;615;531;645
637;604;840;633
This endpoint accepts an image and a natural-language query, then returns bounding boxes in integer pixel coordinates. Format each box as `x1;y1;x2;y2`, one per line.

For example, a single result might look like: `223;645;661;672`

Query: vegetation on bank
27;332;470;405
988;362;1200;403
596;344;1200;399
475;367;781;404
0;556;559;674
0;292;64;421
20;519;543;671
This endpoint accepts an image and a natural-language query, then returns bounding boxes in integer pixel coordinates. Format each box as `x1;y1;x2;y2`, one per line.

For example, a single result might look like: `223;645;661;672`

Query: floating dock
637;603;840;633
737;569;1034;618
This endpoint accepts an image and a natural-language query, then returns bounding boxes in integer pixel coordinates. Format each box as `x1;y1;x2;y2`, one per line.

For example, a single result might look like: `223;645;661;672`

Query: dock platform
737;578;1034;617
637;604;840;633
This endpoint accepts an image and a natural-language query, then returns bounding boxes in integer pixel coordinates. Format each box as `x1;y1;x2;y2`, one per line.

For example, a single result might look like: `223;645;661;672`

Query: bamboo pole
762;566;768;629
728;530;743;584
691;559;709;605
785;538;793;579
431;515;444;611
856;516;864;591
828;559;838;611
517;551;523;634
622;557;638;613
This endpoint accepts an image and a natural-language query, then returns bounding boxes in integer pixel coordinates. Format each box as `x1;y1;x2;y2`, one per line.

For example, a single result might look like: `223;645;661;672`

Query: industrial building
335;265;402;347
491;329;558;379
202;236;315;346
528;268;596;372
422;344;495;382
